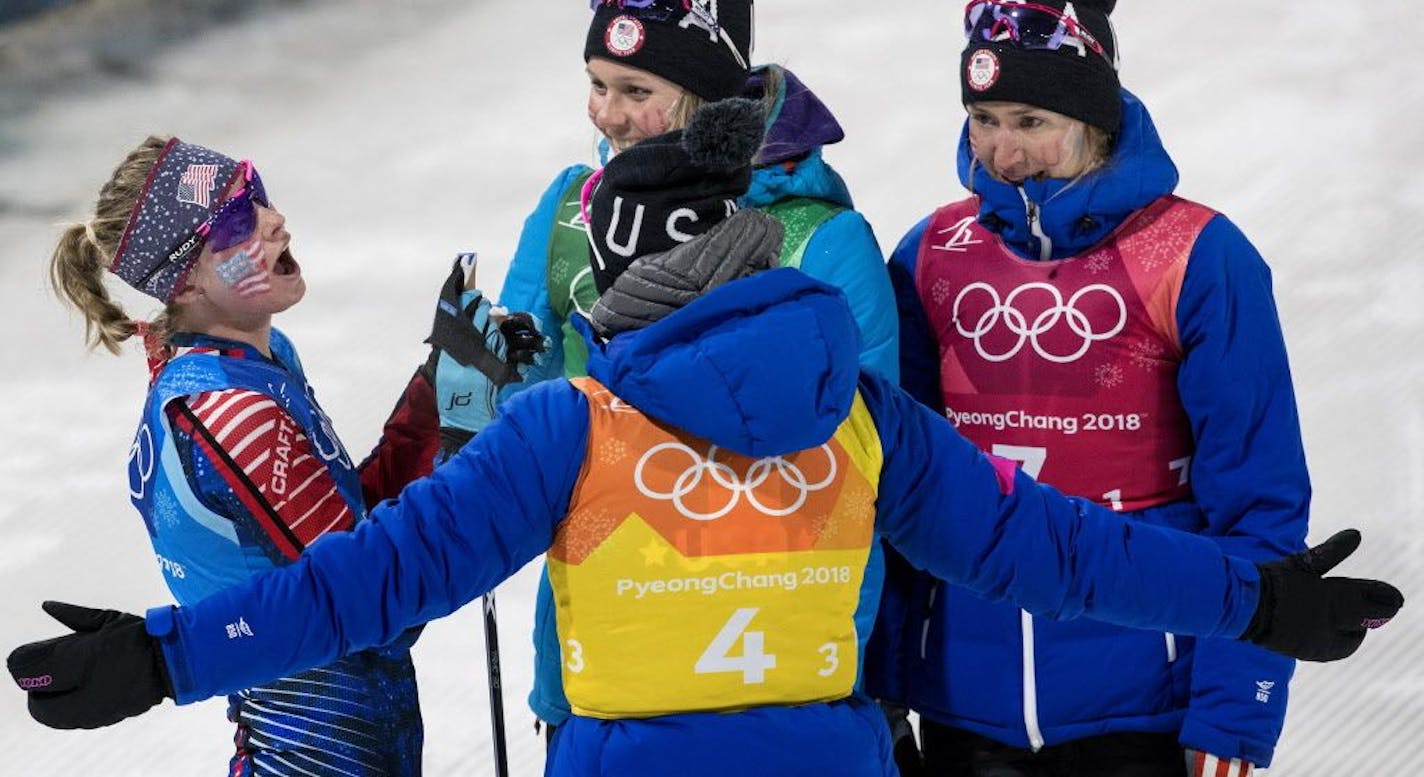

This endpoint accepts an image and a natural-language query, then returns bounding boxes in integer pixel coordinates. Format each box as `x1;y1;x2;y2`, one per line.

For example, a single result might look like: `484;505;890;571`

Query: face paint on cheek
215;238;272;298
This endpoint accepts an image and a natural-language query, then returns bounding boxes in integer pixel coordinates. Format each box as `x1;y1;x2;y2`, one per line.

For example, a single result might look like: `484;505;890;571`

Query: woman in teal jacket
495;0;898;732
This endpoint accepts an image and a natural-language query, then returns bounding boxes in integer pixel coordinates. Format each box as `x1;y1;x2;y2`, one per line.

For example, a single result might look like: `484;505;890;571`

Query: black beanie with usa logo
960;0;1122;133
584;0;754;102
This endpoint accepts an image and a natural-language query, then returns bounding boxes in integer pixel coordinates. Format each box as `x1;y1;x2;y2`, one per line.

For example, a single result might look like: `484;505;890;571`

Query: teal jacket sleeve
148;381;591;704
496;164;593;394
857;370;1263;641
797;211;899;382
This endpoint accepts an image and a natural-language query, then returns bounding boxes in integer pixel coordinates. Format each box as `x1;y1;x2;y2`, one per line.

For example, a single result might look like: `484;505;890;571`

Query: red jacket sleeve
355;367;441;508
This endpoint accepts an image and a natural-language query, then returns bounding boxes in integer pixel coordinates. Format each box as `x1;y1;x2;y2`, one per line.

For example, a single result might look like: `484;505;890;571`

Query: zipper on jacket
919;582;939;659
1020;610;1046;751
1165;633;1178;663
1017;187;1053;261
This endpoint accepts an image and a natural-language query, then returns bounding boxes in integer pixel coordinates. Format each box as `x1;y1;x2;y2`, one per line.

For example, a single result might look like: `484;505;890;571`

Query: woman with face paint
875;2;1313;776
40;135;530;775
495;0;900;743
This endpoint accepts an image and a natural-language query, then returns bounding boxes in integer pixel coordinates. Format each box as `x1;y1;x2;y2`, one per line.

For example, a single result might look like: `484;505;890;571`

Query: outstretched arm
155;381;588;703
7;381;590;731
859;372;1399;650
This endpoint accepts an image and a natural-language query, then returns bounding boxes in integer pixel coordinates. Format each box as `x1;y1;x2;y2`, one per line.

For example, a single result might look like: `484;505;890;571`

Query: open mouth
274;248;299;277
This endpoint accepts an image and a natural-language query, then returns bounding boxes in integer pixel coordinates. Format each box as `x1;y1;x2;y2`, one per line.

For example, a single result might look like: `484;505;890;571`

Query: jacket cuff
1222;555;1263;639
145;605;199;705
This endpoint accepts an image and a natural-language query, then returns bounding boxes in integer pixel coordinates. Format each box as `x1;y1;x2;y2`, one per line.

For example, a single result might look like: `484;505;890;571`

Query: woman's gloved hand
8;601;172;730
1242;529;1403;662
423;255;547;459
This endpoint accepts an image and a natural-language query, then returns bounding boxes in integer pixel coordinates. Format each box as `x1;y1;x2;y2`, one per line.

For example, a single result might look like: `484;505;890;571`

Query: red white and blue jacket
132;330;437;775
874;91;1309;767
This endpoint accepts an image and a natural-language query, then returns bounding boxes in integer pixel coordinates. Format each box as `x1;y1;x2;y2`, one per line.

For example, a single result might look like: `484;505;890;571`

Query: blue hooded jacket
148;269;1264;777
882;91;1309;766
498;65;899;725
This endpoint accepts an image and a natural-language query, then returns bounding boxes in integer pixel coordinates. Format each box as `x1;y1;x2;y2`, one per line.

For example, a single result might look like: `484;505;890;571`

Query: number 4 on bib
696;607;777;684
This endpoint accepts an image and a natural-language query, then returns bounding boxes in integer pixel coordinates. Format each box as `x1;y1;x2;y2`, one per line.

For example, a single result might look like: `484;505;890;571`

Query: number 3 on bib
696;607;777;684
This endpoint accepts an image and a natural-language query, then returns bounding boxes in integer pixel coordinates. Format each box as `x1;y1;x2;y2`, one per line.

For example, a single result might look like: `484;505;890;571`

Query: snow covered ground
0;1;1419;774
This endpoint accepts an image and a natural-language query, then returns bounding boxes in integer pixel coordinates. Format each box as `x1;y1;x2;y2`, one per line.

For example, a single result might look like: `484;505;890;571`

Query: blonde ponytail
48;135;178;355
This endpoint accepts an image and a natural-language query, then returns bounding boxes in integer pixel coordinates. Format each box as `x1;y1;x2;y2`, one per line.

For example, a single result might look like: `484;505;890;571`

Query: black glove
1242;530;1404;662
7;601;172;729
498;312;547;368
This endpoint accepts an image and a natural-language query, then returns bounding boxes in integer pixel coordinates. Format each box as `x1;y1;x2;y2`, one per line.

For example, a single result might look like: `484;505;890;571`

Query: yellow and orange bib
549;378;883;718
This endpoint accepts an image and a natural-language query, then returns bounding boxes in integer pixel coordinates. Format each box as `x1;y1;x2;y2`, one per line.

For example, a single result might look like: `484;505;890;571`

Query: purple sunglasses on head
590;0;693;20
195;160;269;253
964;0;1112;69
136;160;269;291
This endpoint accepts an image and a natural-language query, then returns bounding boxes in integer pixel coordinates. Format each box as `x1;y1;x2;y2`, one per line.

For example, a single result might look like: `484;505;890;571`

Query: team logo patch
966;48;1000;92
605;15;645;57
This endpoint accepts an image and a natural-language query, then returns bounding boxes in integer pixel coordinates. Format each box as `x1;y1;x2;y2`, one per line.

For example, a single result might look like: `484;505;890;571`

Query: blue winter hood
578;268;861;458
957;90;1180;259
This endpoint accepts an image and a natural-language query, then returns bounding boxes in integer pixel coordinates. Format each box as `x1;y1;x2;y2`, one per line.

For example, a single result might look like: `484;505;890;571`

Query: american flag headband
110;138;244;302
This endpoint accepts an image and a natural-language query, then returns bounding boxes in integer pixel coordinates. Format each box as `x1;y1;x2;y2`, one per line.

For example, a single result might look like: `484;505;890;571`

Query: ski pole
452;253;509;777
483;590;509;777
455;250;512;768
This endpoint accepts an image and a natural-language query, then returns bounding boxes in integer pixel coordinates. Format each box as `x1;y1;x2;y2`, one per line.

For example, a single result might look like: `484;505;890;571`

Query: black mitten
1242;530;1404;662
7;601;172;729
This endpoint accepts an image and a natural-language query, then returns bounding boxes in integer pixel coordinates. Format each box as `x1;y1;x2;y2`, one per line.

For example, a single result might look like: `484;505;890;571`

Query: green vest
546;170;845;378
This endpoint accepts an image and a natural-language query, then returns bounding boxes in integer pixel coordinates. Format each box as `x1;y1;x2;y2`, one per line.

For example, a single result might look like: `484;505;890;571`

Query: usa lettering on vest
915;196;1216;511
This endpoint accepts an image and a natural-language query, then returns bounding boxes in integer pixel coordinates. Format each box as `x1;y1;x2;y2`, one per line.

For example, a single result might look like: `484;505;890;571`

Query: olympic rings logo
633;442;838;521
952;281;1127;363
128;425;155;500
